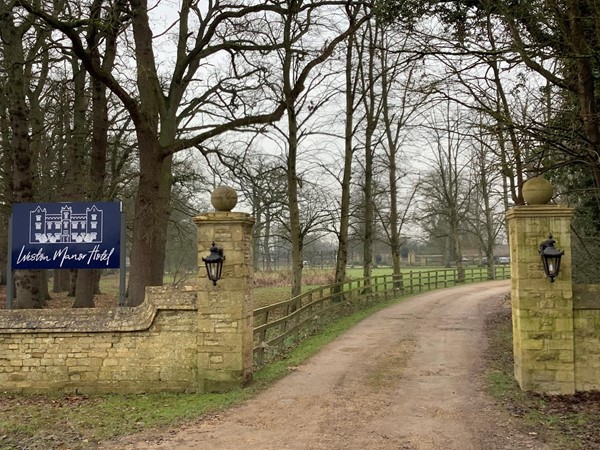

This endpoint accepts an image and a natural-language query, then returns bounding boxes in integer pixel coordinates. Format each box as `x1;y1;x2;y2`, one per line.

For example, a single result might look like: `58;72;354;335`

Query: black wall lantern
539;234;564;283
202;242;225;286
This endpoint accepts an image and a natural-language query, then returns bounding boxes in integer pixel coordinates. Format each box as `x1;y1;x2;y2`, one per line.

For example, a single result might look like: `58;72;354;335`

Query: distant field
253;265;508;308
15;265;505;310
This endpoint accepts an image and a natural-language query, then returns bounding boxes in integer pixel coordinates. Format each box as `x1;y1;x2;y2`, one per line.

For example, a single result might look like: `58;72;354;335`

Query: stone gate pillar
507;178;574;394
193;187;255;392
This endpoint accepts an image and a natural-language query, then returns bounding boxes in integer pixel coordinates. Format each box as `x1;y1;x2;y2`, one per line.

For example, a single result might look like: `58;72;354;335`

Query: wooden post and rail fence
252;266;511;368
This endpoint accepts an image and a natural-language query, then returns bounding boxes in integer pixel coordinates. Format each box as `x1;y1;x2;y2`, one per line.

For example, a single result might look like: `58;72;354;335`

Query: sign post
6;216;13;309
6;202;123;309
119;208;126;306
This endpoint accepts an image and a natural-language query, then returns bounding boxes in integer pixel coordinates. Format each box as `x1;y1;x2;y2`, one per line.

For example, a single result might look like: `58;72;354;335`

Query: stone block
554;370;575;382
547;339;574;350
215;320;238;332
22;359;41;367
543;360;574;371
557;349;575;362
529;370;557;382
209;354;224;365
527;331;552;340
552;318;573;332
534;350;558;362
519;318;544;332
222;351;244;369
576;381;600;392
201;332;240;349
40;358;56;366
9;373;26;382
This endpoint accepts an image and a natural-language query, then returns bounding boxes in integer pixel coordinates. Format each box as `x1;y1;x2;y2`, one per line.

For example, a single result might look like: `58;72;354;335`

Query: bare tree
357;17;383;286
226;152;287;271
73;0;120;307
0;68;13;286
274;180;337;273
384;0;600;202
491;0;600;194
377;26;430;289
310;9;368;296
18;0;371;305
417;100;473;281
332;5;366;294
252;1;367;296
465;127;505;278
0;5;49;308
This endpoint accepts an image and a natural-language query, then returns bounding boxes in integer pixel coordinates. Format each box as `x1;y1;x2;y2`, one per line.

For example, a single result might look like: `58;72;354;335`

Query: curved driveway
108;280;550;450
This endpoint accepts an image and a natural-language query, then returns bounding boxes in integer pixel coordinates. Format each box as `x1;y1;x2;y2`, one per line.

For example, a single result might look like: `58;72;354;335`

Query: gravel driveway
105;280;551;450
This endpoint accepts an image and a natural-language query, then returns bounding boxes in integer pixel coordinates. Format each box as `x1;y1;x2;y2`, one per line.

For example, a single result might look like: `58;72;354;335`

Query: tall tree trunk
287;113;303;298
253;202;263;270
127;147;171;305
476;150;497;280
0;96;12;286
452;222;465;282
126;0;170;306
39;271;50;301
68;270;77;297
388;154;403;290
334;32;356;297
282;0;303;299
565;0;600;197
3;12;42;308
74;10;113;307
489;57;524;205
53;269;70;292
0;212;8;286
263;216;273;272
68;55;96;308
380;46;403;292
361;23;379;289
94;271;101;294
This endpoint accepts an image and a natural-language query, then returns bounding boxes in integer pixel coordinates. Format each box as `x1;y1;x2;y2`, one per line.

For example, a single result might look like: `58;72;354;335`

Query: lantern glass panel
202;242;225;285
547;257;559;276
206;261;222;282
539;236;563;282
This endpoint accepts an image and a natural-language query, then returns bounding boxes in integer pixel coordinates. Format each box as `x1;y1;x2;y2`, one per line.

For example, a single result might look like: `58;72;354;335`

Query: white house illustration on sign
29;205;104;244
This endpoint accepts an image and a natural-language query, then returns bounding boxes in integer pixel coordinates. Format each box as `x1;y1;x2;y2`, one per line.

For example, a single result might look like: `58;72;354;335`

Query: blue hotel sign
11;202;121;270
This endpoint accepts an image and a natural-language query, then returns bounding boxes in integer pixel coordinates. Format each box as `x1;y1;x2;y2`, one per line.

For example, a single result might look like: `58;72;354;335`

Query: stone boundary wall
0;287;201;394
573;284;600;392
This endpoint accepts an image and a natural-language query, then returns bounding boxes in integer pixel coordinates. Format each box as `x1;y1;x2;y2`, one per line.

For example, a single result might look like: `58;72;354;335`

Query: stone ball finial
211;185;238;212
522;176;554;205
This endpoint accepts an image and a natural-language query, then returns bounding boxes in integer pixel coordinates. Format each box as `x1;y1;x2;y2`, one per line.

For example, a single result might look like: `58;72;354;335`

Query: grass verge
0;294;406;450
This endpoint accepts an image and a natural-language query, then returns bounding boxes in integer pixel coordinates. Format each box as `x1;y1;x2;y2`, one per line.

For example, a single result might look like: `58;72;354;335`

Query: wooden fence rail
252;266;510;367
